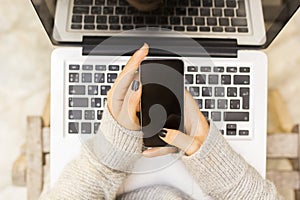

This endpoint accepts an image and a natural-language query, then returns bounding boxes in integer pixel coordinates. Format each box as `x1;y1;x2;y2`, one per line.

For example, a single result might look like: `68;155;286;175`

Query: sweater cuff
181;121;248;196
82;105;143;172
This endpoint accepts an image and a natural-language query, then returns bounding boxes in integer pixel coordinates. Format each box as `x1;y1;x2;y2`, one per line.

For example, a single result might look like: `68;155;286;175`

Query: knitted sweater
40;106;281;200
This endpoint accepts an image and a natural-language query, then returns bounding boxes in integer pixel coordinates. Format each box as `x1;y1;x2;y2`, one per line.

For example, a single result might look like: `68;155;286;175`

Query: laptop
30;0;299;199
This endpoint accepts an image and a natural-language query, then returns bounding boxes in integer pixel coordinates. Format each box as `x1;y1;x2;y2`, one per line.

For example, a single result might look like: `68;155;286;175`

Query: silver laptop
53;0;266;45
29;0;299;198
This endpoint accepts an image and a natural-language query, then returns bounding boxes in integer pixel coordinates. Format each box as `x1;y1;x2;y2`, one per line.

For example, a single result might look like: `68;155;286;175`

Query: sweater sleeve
40;105;143;200
181;121;282;200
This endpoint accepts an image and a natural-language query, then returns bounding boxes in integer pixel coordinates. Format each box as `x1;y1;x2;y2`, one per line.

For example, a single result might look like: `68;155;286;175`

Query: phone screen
140;59;184;147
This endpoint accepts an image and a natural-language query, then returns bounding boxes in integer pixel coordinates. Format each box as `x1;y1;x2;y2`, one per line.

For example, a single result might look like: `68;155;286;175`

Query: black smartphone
140;59;184;147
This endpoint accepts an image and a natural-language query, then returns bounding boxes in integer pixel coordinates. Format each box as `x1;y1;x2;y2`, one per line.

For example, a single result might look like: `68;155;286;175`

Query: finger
158;128;204;156
142;147;178;158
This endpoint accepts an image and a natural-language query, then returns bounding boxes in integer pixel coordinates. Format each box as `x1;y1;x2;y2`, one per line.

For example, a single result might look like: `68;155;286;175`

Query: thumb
158;128;202;156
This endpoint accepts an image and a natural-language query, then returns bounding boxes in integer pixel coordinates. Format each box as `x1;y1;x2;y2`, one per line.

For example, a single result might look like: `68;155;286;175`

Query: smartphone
140;59;184;147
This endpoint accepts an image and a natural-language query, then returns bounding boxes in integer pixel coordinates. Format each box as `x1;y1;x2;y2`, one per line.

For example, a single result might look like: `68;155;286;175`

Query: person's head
127;0;163;12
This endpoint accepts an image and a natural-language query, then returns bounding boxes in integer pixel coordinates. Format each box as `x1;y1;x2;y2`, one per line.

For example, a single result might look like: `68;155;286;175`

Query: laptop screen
31;0;299;48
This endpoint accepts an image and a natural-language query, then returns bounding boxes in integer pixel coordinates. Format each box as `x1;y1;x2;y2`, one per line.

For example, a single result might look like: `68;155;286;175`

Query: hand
143;90;210;157
107;43;149;131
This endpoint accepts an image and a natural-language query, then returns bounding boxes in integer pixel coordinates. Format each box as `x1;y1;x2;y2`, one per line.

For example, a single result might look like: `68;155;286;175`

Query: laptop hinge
82;36;238;58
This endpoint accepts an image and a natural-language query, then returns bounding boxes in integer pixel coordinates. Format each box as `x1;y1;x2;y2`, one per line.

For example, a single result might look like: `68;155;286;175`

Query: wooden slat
42;127;50;153
267;134;299;158
267;170;300;190
26;116;43;200
42;94;50;127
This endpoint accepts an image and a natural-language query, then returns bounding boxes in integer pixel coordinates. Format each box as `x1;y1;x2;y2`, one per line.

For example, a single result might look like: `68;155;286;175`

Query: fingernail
131;80;140;91
139;43;148;51
158;129;167;138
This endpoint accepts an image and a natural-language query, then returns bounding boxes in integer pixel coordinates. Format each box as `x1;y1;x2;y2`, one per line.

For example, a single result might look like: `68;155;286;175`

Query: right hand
143;90;210;157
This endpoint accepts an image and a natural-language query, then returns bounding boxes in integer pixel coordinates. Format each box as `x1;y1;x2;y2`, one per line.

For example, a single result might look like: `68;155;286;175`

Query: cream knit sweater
40;106;281;200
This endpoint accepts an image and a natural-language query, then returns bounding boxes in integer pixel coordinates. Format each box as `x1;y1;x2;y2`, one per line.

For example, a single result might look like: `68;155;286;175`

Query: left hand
107;43;149;131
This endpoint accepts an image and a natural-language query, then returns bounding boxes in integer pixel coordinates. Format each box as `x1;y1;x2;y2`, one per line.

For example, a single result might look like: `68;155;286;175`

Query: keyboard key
81;122;91;134
97;16;107;24
234;75;250;84
103;98;107;106
224;112;249;121
123;25;134;30
200;66;211;72
230;100;240;109
85;110;95;120
212;27;223;32
133;16;144;24
200;8;210;16
108;65;119;71
188;8;198;16
91;98;101;107
94;73;105;83
84;16;95;23
239;130;249;136
170;17;180;25
82;73;92;82
202;87;212;96
212;9;222;16
224;9;234;17
103;7;113;14
211;112;221;121
195;17;205;25
116;7;126;15
183;17;193;25
110;25;121;30
176;8;186;15
189;87;200;97
97;25;108;30
91;6;102;14
226;0;236;7
205;99;215;109
202;0;213;7
72;15;82;23
238;28;248;33
69;98;88;107
236;9;246;17
208;75;218;84
231;18;247;26
221;75;231;84
227;87;237;97
95;65;106;71
109;16;119;24
107;73;118;83
240;67;250;73
202;112;209;119
74;0;92;5
178;0;188;6
207;18;217;26
107;0;117;5
200;27;210;32
219;18;229;26
95;0;105;4
226;124;237;135
121;16;132;24
69;110;82;119
187;26;198;32
191;0;200;6
69;64;80;70
174;26;185;31
127;7;138;14
88;85;98;95
69;122;79;133
227;67;237;72
101;86;111;95
240;87;250;109
69;85;85;95
196;74;206;84
97;110;103;120
157;16;168;25
213;66;224;72
227;130;236;135
185;74;193;84
69;73;79;82
71;24;82;30
82;65;93;70
214;87;225;97
94;122;100;133
195;99;203;109
146;16;157;24
73;6;89;14
84;24;95;30
214;0;224;7
220;129;224;135
218;99;228;109
225;27;236;32
187;66;198;72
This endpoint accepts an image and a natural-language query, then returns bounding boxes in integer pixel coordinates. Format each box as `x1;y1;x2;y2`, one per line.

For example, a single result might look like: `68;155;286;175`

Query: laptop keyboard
66;60;252;138
70;0;249;33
